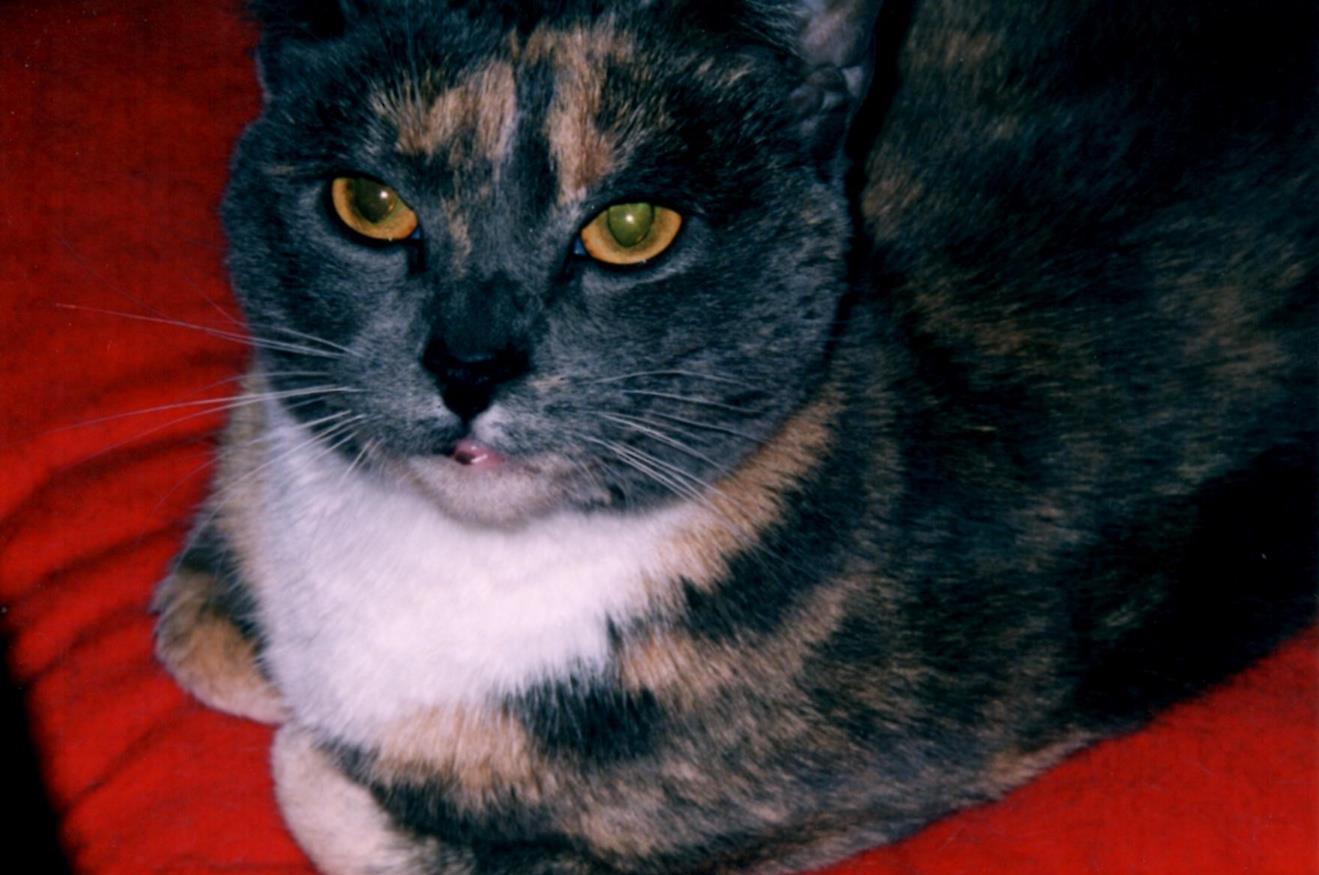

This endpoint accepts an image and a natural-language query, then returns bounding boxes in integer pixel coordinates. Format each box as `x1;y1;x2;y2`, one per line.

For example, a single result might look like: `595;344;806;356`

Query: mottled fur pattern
154;0;1317;872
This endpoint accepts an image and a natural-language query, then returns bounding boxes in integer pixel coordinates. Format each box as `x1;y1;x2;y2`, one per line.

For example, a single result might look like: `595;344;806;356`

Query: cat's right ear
247;0;362;94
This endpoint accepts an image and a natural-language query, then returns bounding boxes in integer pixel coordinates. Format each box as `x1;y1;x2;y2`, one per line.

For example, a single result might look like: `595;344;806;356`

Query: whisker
617;389;762;415
335;435;376;491
55;236;242;334
599;409;753;447
183;412;362;536
579;434;725;514
609;442;796;565
571;426;823;584
53;303;348;361
619;441;724;500
53;374;336;432
590;370;759;389
595;412;731;475
579;435;705;507
308;419;367;464
253;322;362;358
217;411;358;495
576;422;799;559
147;406;355;518
638;411;765;445
63;387;358;463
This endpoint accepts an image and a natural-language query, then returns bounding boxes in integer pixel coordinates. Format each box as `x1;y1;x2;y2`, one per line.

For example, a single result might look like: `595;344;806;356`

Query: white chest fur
247;411;696;748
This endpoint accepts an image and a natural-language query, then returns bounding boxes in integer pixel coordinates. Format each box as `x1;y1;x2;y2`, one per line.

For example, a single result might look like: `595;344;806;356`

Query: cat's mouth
447;438;506;470
388;434;591;527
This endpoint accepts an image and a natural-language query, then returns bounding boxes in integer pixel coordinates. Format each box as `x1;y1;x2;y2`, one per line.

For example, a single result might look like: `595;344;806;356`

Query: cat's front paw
153;567;287;724
273;725;440;875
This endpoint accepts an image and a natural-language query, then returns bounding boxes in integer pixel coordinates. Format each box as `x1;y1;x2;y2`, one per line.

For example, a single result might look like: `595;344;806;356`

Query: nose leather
422;337;527;421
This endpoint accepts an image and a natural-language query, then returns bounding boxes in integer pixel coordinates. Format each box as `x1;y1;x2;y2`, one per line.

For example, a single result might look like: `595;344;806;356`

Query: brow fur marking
525;21;636;206
384;60;518;171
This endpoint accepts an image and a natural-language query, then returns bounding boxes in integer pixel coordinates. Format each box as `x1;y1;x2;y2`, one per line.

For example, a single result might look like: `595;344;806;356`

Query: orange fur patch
382;62;518;169
366;705;551;805
659;386;841;593
153;567;286;724
524;21;635;205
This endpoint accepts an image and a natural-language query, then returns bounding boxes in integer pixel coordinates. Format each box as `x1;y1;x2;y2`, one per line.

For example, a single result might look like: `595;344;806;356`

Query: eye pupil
606;203;655;248
349;179;398;225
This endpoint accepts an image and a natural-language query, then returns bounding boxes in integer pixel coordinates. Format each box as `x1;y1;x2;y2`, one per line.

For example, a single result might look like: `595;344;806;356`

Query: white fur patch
247;406;697;749
272;725;435;874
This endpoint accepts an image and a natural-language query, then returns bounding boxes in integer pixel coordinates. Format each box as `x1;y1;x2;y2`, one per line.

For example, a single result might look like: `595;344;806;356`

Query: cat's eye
579;202;682;266
330;177;419;242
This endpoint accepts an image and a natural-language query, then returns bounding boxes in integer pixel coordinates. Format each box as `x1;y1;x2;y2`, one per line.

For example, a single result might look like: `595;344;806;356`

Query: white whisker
590;370;758;389
54;376;340;433
637;410;764;444
596;412;731;475
577;434;718;512
210;411;361;503
53;303;350;361
617;389;761;414
59;387;360;466
255;322;362;358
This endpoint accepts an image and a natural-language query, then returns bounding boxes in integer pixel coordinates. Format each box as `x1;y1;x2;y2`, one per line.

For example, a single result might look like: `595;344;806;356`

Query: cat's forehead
353;12;769;215
370;18;641;205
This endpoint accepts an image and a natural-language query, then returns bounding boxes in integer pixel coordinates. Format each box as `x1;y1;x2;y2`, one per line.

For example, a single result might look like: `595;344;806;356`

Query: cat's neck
234;390;840;746
241;403;703;745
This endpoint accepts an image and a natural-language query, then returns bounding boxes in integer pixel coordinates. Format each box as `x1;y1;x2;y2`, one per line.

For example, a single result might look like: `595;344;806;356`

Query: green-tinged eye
330;176;418;241
580;202;682;265
607;203;654;247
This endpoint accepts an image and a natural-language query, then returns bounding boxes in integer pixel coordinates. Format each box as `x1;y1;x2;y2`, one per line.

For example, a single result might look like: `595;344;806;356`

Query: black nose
422;337;528;421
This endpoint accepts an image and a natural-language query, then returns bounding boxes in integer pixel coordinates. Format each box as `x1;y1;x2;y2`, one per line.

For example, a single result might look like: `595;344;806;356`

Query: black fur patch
517;672;665;765
175;521;264;645
1071;440;1319;729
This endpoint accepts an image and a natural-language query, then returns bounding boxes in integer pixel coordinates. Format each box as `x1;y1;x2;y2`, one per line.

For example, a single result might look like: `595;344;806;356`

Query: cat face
224;1;864;524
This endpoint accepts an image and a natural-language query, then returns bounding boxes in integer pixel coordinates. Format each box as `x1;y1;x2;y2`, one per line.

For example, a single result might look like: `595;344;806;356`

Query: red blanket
2;1;1314;872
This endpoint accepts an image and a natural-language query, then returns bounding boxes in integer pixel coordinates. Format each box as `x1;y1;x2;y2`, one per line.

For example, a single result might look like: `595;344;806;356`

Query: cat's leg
272;724;451;875
275;725;621;875
152;521;287;724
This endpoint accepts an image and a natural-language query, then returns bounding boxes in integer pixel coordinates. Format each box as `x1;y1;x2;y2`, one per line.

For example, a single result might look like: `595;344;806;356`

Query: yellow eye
579;202;682;265
330;176;419;241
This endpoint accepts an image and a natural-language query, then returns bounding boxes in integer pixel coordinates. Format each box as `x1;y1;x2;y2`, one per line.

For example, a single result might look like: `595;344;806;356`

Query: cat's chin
388;450;581;528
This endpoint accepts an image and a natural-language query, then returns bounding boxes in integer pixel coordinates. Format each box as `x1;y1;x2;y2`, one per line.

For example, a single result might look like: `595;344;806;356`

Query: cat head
224;0;881;525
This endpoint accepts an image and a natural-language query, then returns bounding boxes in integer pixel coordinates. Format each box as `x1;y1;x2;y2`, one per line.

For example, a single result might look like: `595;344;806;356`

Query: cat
152;0;1318;872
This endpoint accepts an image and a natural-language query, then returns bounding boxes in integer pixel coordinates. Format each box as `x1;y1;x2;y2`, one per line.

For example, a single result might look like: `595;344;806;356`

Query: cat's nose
421;337;528;421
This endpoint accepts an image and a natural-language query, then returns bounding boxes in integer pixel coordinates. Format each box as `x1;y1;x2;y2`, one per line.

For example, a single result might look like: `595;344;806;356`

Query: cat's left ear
248;0;368;95
785;0;886;160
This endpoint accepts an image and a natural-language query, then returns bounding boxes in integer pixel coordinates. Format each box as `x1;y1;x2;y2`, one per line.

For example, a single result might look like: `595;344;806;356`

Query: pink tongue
451;438;504;468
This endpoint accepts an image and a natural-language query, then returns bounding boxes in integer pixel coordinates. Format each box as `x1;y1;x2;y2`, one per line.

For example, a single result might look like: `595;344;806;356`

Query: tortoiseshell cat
153;0;1318;872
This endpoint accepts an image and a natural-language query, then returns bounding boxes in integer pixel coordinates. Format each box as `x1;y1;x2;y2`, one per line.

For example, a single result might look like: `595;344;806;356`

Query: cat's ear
783;0;886;163
247;0;364;94
794;0;884;98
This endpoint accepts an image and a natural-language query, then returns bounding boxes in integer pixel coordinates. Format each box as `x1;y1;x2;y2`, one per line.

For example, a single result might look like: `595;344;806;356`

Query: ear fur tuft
246;0;355;42
795;0;885;101
247;0;364;96
769;0;885;167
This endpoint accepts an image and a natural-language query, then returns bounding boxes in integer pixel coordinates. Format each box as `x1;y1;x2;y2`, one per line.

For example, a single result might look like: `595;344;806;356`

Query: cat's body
154;0;1318;872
